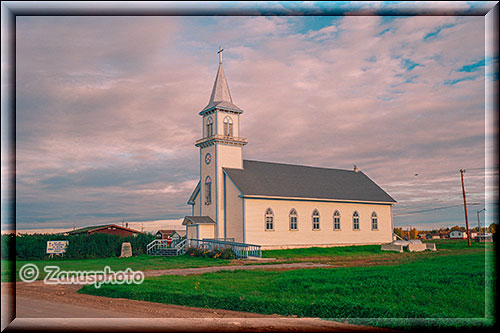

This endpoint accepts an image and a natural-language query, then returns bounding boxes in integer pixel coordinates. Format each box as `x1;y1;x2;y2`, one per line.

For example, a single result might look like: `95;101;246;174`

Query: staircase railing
393;233;404;241
147;239;174;254
174;239;187;255
147;238;188;255
146;239;157;254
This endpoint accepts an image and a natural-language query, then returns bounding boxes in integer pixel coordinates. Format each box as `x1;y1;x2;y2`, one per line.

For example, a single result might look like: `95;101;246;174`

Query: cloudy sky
7;2;498;231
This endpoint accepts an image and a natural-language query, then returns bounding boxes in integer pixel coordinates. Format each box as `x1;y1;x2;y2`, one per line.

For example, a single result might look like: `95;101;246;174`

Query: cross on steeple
218;46;224;64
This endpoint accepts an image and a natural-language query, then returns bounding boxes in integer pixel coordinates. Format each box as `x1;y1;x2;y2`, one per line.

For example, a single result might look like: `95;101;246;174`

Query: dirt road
2;263;391;331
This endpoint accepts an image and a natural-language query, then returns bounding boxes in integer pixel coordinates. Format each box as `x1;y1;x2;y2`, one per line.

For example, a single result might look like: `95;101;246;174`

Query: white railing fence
186;238;261;258
147;238;261;258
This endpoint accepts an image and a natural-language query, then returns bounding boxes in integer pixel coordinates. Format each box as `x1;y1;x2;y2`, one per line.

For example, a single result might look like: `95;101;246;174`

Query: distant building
426;233;441;240
476;233;493;242
66;224;142;237
449;230;467;239
156;230;186;240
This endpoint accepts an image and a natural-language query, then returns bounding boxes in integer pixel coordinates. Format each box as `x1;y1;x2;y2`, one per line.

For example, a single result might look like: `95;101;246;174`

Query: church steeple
194;46;247;240
200;47;243;115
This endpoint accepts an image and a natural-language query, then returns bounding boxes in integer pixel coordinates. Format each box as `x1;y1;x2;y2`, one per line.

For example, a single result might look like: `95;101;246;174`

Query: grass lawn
4;239;492;282
79;242;495;329
1;255;232;282
262;239;488;259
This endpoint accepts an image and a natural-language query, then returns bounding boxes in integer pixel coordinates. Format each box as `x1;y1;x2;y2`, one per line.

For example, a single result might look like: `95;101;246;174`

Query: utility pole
460;169;471;247
477;208;486;237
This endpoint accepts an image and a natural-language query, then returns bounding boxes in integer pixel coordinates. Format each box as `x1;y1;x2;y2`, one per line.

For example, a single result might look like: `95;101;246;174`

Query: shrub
186;246;235;259
12;233;155;260
1;234;15;260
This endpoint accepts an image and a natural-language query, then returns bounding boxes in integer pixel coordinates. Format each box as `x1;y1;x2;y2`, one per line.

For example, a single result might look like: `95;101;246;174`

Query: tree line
394;223;497;240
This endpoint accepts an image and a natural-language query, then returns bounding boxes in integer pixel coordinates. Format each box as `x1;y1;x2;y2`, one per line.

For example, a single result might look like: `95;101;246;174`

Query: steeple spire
200;47;243;115
218;46;223;64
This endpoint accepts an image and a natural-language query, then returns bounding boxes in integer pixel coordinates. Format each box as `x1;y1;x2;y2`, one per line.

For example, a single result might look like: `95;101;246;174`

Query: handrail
175;239;186;249
175;239;188;255
146;240;157;254
147;239;178;254
393;233;404;241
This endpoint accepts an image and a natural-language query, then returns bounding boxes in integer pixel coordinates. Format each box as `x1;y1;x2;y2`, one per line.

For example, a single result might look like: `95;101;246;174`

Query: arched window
353;211;360;230
223;116;233;137
333;210;341;230
289;209;298;230
206;117;213;137
265;208;274;230
204;176;212;205
371;212;378;230
312;209;320;230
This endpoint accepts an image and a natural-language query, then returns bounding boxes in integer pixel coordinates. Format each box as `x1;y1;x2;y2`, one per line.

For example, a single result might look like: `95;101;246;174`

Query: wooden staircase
147;239;187;257
149;248;179;257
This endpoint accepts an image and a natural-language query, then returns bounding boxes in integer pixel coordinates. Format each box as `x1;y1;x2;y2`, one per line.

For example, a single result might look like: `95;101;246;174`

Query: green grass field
78;240;495;329
1;255;232;282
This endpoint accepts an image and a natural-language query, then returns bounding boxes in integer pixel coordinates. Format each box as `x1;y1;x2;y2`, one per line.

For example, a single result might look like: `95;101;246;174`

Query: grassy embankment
78;240;495;329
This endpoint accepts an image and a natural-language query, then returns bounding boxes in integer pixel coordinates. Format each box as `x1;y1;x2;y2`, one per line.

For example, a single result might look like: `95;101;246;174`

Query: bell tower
195;47;247;238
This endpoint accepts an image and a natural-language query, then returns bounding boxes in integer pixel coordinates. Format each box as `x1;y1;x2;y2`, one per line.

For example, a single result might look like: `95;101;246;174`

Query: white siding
244;198;393;249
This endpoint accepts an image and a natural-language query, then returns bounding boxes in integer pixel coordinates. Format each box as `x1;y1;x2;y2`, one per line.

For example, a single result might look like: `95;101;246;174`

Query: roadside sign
46;240;69;255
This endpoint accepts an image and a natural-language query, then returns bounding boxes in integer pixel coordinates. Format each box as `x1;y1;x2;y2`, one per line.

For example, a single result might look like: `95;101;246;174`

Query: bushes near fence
186;246;236;259
1;233;155;260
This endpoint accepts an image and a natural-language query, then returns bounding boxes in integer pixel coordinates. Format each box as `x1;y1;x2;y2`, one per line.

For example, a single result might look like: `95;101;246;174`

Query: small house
476;233;493;242
449;230;467;239
426;233;441;240
66;224;142;237
156;230;186;240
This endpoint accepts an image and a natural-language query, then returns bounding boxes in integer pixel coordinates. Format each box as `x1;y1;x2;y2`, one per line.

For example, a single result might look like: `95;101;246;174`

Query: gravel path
144;262;333;277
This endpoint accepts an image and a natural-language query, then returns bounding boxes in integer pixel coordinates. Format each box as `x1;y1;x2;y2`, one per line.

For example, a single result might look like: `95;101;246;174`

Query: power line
393;203;482;217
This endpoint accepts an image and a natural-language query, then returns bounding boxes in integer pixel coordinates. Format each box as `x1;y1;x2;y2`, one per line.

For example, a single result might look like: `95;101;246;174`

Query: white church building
183;50;396;249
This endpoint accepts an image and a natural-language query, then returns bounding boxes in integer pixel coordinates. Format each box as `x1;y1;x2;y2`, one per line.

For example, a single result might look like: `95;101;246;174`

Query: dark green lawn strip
80;252;489;320
262;244;382;259
3;255;232;281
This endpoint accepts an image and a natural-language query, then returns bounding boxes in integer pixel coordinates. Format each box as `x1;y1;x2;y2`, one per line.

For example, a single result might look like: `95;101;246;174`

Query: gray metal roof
182;216;216;225
200;64;243;115
223;160;396;203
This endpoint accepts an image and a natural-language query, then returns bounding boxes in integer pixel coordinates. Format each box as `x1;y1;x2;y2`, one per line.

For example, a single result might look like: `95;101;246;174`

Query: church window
333;210;341;230
265;208;274;230
205;176;212;205
371;212;378;230
289;209;298;230
312;209;320;230
206;117;213;137
223;116;233;136
353;211;360;230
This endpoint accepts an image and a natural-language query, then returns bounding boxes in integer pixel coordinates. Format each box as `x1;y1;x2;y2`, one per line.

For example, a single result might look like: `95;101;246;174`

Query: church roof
200;64;243;115
223;160;396;203
182;216;216;225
